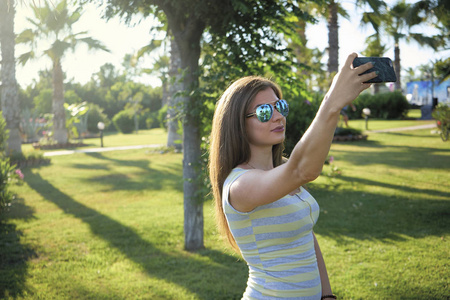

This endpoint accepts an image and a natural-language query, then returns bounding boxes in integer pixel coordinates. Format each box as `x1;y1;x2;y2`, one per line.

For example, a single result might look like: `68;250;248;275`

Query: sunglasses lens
255;104;273;122
276;100;289;117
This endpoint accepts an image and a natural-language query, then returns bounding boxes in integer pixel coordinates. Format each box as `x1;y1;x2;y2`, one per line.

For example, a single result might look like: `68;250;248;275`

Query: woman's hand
325;53;377;110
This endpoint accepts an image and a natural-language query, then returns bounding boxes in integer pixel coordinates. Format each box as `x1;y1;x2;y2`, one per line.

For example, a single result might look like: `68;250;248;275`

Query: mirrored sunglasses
246;99;289;122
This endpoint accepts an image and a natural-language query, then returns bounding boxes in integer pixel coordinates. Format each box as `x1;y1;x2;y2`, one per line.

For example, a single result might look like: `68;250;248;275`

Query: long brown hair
209;76;285;251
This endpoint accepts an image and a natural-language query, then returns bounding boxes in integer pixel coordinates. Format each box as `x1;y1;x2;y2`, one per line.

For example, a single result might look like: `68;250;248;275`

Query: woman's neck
247;145;274;170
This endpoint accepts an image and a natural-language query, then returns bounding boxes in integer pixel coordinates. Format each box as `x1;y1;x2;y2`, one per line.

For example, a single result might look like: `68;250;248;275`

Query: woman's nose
272;107;284;121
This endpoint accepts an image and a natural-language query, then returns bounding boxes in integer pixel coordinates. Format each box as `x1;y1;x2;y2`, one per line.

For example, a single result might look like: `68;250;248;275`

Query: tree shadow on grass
310;177;450;245
23;172;246;299
340;175;449;200
333;139;382;147
331;145;450;170
71;152;184;193
0;197;37;298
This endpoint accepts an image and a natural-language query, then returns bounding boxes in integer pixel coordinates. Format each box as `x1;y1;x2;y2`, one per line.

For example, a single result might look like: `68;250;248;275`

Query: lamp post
97;122;105;147
362;108;371;130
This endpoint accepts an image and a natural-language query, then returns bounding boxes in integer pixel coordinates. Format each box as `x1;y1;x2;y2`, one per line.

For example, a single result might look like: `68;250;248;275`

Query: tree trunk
167;37;182;150
162;79;168;106
327;0;339;77
52;59;68;144
373;83;380;94
394;42;401;91
0;0;21;153
172;20;205;252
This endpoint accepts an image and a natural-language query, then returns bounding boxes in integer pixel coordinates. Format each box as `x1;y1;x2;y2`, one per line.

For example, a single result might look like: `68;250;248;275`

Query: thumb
345;53;358;69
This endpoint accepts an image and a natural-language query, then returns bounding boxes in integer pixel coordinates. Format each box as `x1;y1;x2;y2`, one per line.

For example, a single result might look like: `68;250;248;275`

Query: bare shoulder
228;168;261;213
229;162;306;213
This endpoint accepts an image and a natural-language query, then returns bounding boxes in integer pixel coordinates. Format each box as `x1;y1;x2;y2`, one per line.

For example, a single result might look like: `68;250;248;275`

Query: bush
137;109;151;130
112;109;135;134
432;103;450;124
145;111;161;129
334;127;363;136
0;115;24;213
349;91;409;120
284;92;322;156
87;103;110;134
0;159;16;212
0;113;8;154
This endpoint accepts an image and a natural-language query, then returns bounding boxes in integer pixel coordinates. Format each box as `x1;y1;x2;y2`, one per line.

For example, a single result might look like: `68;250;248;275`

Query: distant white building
406;79;450;106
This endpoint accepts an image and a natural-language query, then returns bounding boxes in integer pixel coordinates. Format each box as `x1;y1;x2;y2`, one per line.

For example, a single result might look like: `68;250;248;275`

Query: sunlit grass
21;128;167;153
2;123;449;299
407;108;422;119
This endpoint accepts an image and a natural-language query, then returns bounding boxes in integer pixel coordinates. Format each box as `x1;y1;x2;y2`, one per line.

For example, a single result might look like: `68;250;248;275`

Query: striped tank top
223;168;321;300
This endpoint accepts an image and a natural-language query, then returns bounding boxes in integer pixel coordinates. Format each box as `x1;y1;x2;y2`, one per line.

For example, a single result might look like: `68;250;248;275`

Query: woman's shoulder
223;167;251;187
227;166;250;178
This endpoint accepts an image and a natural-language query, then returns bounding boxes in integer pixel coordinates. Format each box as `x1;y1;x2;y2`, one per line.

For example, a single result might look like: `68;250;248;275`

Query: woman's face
245;88;286;148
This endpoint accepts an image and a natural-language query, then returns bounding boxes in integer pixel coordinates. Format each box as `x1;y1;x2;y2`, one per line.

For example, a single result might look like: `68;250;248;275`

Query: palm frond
17;51;35;65
78;37;110;52
16;28;35;44
409;33;444;50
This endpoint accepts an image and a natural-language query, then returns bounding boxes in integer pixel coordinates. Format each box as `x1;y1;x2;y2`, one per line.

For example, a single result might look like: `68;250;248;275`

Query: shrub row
112;106;168;134
348;91;410;120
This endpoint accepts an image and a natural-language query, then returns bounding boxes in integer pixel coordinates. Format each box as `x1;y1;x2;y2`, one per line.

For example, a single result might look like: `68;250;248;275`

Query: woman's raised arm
229;53;376;212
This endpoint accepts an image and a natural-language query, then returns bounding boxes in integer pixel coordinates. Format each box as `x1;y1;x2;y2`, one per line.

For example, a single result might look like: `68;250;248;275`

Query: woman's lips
272;125;285;132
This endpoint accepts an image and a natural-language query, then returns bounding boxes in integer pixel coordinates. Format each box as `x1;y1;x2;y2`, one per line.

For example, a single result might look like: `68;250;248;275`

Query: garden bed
32;142;88;150
11;157;51;168
333;134;368;142
333;127;367;142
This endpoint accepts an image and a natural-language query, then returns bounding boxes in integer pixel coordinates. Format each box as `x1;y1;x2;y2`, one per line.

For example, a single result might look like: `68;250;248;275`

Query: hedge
348;91;410;120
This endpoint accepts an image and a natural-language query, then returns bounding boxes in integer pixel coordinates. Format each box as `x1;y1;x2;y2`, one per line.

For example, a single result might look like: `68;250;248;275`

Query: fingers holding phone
352;56;397;83
326;53;376;107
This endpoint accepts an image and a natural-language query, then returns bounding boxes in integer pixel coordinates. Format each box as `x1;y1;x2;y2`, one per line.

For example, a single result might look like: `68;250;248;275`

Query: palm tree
434;58;450;83
0;0;21;153
310;0;349;77
410;0;450;82
361;35;388;93
360;7;389;94
287;2;327;92
16;0;109;144
314;0;385;80
377;0;444;91
381;1;411;91
326;0;343;76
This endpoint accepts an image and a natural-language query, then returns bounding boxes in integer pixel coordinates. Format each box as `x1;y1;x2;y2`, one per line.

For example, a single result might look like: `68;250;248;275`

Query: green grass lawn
345;109;435;132
2;121;449;299
314;128;449;299
21;128;168;153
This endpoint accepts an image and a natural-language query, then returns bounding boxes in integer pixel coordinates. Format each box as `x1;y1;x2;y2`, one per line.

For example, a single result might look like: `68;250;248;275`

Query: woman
209;53;376;300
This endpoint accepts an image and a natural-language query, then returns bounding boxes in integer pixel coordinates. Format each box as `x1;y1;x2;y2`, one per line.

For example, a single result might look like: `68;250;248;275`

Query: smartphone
352;57;397;83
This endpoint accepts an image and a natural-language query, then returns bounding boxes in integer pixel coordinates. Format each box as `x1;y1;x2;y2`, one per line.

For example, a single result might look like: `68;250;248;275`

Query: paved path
368;123;436;133
44;144;163;157
43;124;437;157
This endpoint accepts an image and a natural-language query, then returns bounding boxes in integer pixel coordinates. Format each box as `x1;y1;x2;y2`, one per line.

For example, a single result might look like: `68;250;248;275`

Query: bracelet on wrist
321;294;337;300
